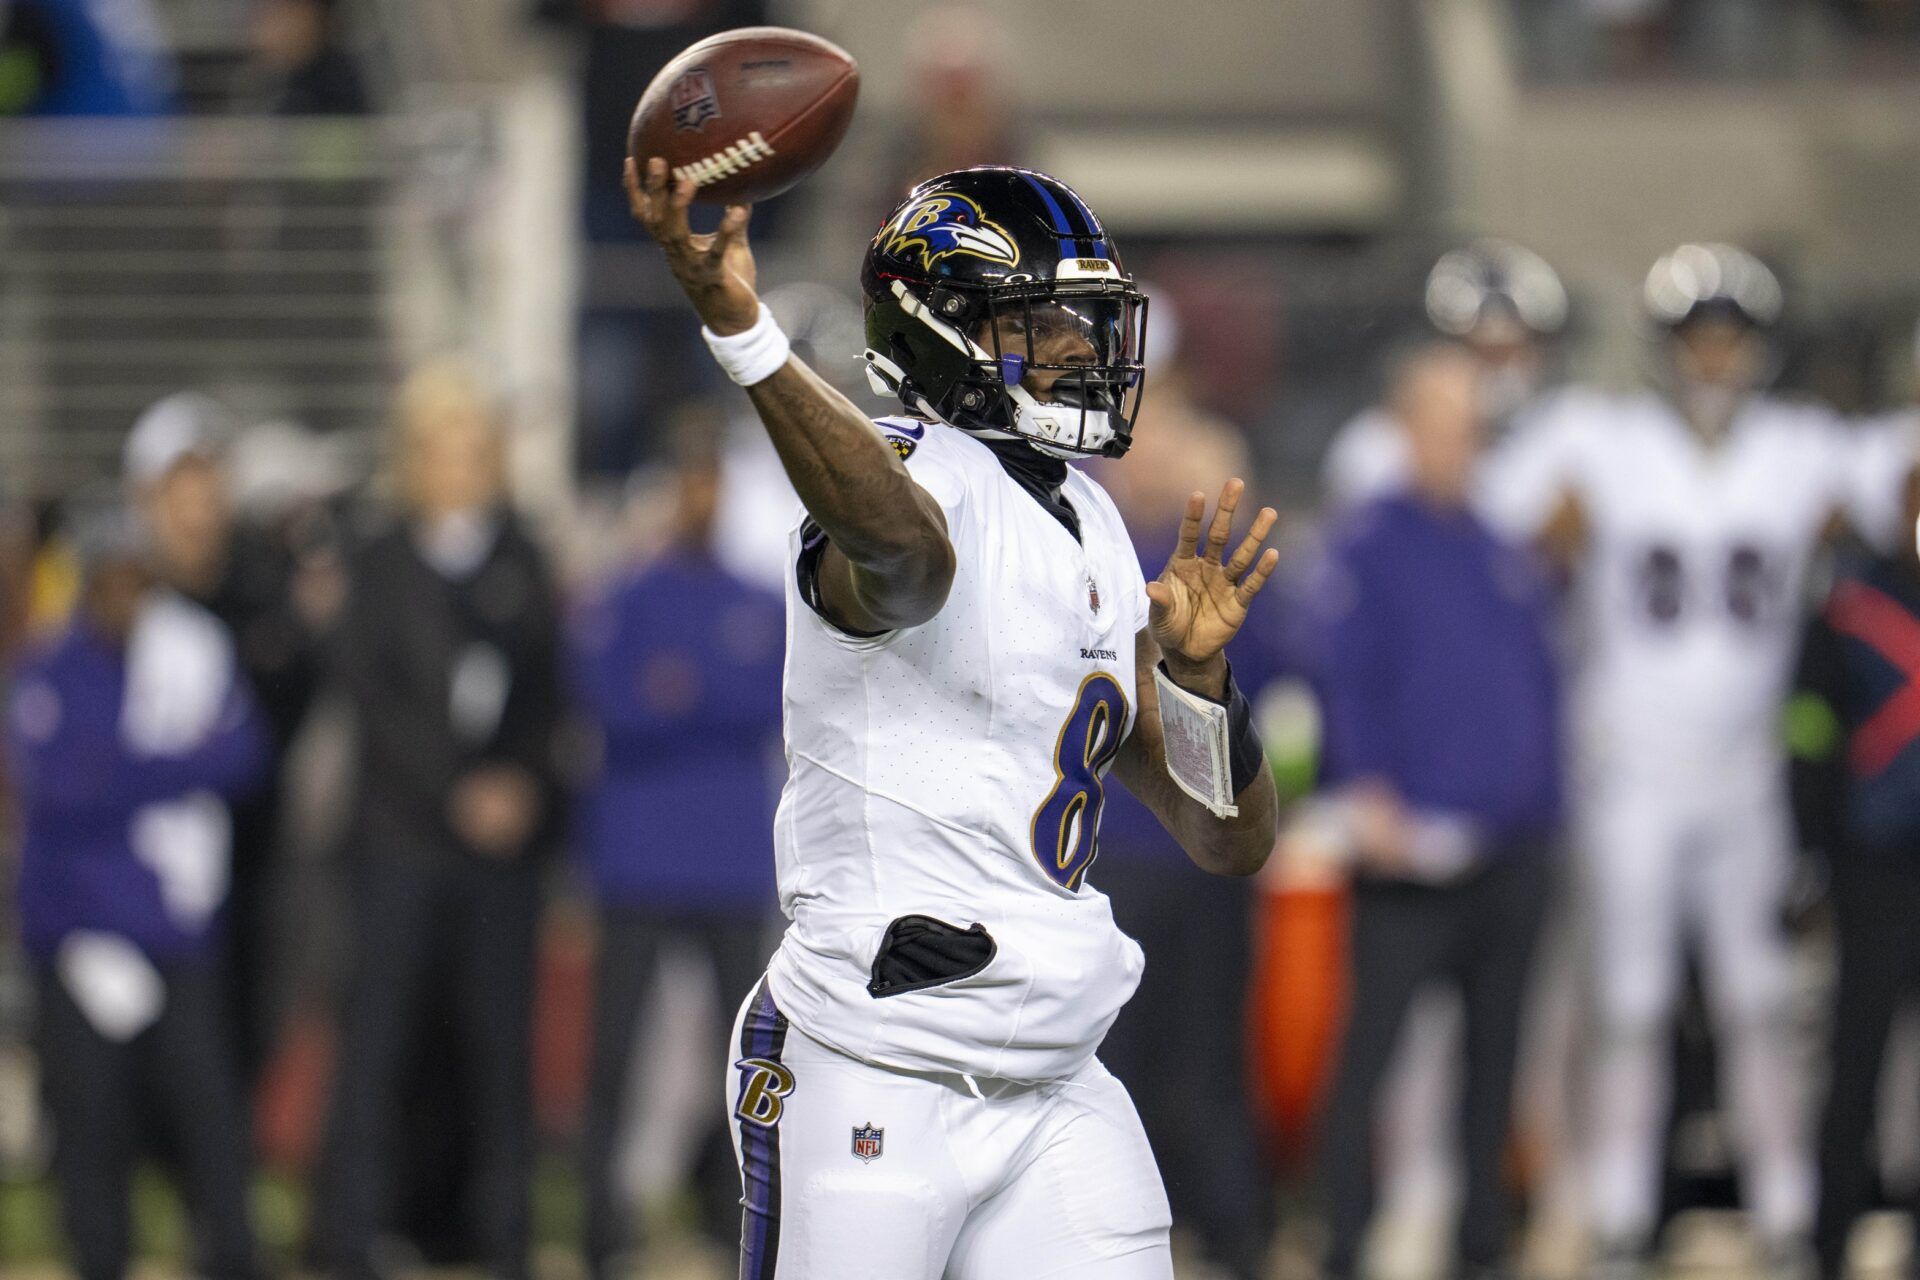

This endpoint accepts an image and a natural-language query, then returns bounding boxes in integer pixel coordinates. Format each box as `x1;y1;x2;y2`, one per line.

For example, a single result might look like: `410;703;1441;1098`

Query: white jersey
1322;406;1411;508
1483;388;1908;785
764;416;1151;1084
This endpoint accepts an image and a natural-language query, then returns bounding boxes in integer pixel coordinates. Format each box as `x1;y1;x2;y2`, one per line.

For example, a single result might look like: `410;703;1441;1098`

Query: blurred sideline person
880;4;1025;204
240;0;370;116
1316;245;1566;1264
125;392;325;1084
0;0;176;116
1095;296;1278;1280
572;437;785;1274
1322;241;1567;509
1790;465;1920;1280
313;363;565;1280
1483;244;1916;1273
7;501;268;1280
1309;342;1562;1280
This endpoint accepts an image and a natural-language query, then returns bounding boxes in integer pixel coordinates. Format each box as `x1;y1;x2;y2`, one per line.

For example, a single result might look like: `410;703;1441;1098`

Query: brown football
628;27;859;206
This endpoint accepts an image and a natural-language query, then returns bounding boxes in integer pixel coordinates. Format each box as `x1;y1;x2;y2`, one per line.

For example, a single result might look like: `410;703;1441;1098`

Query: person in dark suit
572;439;785;1274
312;363;565;1280
1310;342;1562;1280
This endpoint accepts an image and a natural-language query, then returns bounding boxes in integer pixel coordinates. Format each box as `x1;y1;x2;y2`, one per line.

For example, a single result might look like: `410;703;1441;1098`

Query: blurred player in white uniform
623;158;1283;1280
1483;244;1913;1274
1324;240;1568;508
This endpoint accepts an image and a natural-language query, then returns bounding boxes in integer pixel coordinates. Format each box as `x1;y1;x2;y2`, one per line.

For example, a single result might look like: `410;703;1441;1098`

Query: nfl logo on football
669;68;720;131
851;1123;884;1163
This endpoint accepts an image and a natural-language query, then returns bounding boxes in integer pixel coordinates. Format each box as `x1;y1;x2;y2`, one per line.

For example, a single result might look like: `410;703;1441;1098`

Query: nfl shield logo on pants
851;1123;883;1163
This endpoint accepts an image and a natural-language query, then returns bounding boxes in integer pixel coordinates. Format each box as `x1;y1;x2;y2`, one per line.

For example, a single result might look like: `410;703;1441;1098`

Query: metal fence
0;113;494;501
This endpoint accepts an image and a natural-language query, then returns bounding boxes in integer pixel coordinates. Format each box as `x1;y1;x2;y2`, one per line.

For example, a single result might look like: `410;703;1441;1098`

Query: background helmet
860;167;1148;459
1643;242;1783;331
1424;239;1568;340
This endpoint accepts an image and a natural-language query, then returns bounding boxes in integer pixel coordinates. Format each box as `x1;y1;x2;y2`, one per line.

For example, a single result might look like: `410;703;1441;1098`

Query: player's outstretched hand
1147;479;1280;685
624;156;760;335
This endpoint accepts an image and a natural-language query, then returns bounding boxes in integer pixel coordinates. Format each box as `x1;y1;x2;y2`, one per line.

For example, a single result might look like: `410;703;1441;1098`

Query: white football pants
1580;773;1813;1248
727;978;1174;1280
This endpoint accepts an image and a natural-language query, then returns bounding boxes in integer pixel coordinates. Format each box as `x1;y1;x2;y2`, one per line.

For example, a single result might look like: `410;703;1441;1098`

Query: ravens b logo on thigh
735;1058;796;1127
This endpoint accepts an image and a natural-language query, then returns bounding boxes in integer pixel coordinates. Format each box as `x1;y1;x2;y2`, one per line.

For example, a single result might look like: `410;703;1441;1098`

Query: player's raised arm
1113;480;1282;876
625;158;954;633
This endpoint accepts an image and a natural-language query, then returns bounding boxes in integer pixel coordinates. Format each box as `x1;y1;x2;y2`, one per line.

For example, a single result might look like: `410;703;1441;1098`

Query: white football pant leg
726;984;1171;1280
943;1058;1173;1280
1694;793;1813;1243
1376;990;1464;1265
727;983;968;1280
1583;782;1688;1247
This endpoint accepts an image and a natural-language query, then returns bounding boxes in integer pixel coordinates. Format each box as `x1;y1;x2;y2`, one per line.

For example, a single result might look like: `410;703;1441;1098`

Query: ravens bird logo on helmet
880;194;1021;273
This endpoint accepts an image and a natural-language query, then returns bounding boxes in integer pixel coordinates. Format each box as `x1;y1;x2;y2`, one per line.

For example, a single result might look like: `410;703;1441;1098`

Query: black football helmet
860;167;1147;459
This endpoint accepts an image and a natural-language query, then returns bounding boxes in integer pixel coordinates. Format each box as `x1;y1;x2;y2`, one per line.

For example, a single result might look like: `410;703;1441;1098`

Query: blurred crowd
0;0;367;118
0;356;790;1278
4;0;1918;127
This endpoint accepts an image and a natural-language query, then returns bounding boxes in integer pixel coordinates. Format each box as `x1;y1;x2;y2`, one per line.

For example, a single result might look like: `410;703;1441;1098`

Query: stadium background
2;0;1920;1277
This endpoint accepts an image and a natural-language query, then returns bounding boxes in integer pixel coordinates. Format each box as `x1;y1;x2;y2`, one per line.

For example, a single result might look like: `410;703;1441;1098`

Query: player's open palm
624;156;759;335
1148;479;1281;666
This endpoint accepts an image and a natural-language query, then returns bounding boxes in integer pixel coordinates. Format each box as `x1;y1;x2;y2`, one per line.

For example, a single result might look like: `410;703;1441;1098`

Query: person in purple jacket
571;438;785;1273
1310;340;1563;1280
7;503;268;1280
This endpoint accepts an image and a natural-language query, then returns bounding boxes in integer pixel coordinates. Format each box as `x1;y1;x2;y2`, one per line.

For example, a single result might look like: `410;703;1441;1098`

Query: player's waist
765;900;1144;1082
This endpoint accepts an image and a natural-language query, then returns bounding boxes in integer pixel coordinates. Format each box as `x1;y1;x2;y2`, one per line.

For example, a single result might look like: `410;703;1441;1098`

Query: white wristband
702;302;791;387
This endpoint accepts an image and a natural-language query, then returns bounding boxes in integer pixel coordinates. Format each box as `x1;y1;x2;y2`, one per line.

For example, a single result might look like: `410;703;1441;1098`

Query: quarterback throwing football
624;156;1281;1278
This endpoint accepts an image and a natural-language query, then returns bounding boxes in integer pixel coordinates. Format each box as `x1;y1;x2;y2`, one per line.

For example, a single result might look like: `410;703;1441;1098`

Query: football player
1324;239;1568;507
1481;243;1914;1276
623;158;1282;1279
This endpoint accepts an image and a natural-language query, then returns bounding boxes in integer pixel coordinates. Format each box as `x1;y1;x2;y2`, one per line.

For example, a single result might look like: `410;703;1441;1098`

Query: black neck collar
978;436;1079;542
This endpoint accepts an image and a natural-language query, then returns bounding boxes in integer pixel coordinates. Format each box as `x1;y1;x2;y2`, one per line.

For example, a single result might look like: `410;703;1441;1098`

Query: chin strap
1005;385;1120;459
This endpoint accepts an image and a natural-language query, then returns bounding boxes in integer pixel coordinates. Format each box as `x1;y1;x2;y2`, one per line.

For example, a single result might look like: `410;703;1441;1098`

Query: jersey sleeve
1826;411;1918;551
792;419;973;639
1475;391;1591;540
1322;409;1409;509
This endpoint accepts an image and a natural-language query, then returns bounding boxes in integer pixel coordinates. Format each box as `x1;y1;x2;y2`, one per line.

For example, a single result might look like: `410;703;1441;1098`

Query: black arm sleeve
794;517;887;639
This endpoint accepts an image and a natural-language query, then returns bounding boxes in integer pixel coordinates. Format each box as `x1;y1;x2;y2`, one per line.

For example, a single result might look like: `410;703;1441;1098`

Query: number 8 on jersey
1031;673;1130;891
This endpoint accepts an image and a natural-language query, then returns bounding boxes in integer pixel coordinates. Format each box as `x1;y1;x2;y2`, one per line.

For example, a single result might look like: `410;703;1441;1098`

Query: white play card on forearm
1153;667;1238;819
